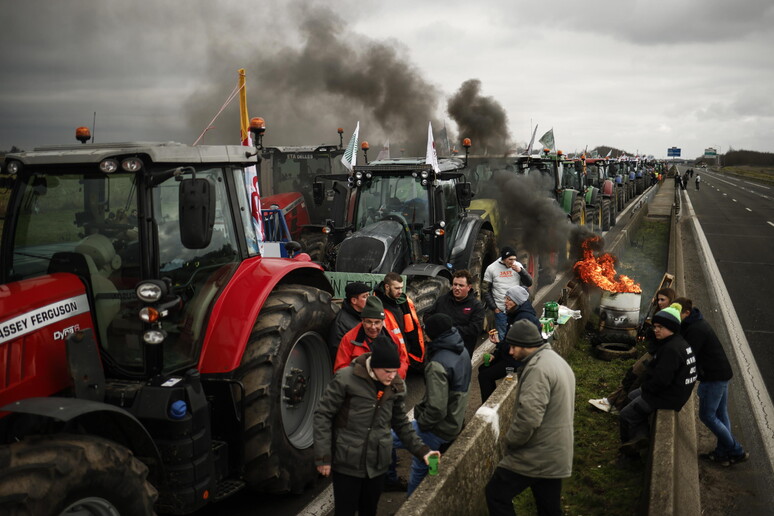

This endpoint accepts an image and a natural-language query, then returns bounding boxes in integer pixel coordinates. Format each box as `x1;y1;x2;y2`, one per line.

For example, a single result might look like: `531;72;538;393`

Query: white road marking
733;199;737;202
768;221;774;227
746;208;753;212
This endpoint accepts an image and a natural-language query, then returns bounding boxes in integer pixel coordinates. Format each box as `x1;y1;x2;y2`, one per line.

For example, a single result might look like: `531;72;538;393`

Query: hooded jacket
424;289;486;354
499;343;575;479
314;354;430;478
641;332;697;410
680;308;733;382
329;300;362;353
413;327;472;441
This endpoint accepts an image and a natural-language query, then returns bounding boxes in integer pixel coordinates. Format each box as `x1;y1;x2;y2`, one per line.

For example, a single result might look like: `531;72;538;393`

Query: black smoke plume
447;79;511;155
186;6;442;154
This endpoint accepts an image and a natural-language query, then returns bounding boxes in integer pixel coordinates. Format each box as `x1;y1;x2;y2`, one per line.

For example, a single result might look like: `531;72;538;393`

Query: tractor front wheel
237;284;336;494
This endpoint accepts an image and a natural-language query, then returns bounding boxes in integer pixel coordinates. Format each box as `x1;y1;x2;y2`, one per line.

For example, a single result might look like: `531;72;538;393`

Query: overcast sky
2;0;773;159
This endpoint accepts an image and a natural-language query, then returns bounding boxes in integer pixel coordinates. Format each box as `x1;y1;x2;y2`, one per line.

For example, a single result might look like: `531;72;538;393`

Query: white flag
425;121;440;173
526;124;539;155
376;139;391;161
539;128;555;152
341;122;360;171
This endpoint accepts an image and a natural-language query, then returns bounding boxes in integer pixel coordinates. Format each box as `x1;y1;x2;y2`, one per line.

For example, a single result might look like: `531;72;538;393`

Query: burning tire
601;199;612;231
0;434;157;515
237;284;336;494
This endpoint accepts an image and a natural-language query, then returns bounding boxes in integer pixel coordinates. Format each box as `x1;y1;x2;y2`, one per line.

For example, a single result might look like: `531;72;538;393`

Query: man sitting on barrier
619;303;697;457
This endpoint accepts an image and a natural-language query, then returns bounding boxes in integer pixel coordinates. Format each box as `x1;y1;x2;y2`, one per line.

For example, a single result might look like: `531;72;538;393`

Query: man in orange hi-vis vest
374;272;425;370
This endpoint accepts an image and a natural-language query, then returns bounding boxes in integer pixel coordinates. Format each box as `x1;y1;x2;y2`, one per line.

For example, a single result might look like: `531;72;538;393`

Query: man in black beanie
485;320;575;516
618;303;697;457
394;313;471;495
314;335;438;516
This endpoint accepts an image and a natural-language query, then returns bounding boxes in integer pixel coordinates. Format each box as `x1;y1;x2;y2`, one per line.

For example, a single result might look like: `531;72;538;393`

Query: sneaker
620;436;649;457
699;452;730;467
728;452;750;466
383;476;408;492
588;398;612;413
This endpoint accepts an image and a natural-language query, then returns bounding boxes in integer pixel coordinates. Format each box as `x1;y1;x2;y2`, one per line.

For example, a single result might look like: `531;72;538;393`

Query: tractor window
151;167;240;371
355;175;428;231
8;172;141;359
438;180;460;244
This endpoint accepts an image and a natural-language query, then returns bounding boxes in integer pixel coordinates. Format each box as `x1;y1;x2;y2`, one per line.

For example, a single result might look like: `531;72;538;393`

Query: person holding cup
477;285;541;403
392;313;471;496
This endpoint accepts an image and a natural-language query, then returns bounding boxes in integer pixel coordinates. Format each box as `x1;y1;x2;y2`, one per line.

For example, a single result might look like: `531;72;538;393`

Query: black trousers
332;471;385;516
486;467;563;516
478;357;521;403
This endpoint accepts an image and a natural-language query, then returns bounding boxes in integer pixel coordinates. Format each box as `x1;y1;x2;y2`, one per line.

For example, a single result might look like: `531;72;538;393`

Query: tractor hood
334;220;408;274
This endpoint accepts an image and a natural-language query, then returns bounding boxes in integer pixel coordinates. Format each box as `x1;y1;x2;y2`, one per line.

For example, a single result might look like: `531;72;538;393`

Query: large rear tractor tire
0;434;157;516
467;229;497;298
297;231;328;264
237;284;336;494
601;199;612;231
406;276;451;315
570;198;585;226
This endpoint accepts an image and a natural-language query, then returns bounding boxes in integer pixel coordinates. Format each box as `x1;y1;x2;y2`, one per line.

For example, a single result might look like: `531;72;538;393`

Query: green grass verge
513;338;647;515
719;166;774;183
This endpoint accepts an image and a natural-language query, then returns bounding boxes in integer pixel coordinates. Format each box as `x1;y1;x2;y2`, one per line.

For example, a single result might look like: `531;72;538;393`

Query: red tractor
0;132;336;514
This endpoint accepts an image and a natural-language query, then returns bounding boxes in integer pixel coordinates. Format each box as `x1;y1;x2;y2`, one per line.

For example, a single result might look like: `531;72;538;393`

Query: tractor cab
315;157;473;276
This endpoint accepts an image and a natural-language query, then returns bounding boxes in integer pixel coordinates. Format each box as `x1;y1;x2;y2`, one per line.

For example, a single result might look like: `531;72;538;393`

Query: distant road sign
704;147;717;157
667;147;681;157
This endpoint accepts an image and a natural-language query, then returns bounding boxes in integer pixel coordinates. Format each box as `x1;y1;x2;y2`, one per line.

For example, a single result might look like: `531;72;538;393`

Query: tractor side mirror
455;182;472;209
179;177;215;249
312;182;325;205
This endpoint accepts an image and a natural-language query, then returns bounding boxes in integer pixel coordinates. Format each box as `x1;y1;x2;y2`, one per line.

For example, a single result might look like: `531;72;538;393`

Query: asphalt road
683;168;774;393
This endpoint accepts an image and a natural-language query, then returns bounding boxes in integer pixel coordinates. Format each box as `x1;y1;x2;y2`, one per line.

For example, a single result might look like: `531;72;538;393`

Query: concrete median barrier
401;183;699;516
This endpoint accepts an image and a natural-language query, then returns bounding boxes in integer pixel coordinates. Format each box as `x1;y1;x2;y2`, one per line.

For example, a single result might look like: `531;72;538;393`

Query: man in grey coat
485;320;576;516
314;336;438;516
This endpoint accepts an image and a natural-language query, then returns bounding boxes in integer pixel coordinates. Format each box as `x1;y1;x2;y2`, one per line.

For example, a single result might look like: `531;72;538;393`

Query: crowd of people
314;251;747;515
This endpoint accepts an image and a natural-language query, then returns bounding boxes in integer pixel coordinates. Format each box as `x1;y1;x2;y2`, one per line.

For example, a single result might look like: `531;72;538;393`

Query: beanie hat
505;319;544;348
504;285;529;306
652;302;683;333
360;296;385;320
424;313;454;340
500;246;517;261
370;335;401;369
345;282;371;300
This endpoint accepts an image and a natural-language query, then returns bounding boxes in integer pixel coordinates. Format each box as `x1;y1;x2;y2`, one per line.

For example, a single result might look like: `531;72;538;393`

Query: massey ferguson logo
54;324;81;341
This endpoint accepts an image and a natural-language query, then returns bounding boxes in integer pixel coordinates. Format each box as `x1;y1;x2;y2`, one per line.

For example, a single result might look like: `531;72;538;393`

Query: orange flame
573;237;641;293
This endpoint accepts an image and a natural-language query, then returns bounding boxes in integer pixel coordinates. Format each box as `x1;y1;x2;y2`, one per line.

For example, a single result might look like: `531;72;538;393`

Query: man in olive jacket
400;313;471;495
314;337;437;516
485;320;575;516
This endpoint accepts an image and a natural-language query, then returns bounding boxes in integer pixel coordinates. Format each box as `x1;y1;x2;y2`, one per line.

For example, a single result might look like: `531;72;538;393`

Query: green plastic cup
483;353;491;367
428;454;439;476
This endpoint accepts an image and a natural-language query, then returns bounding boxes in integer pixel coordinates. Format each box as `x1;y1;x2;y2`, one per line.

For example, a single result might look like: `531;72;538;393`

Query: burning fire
573;237;641;293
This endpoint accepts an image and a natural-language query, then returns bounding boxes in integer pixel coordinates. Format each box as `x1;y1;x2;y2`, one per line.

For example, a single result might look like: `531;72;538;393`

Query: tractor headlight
143;329;167;345
99;159;119;174
136;281;166;302
122;157;143;172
